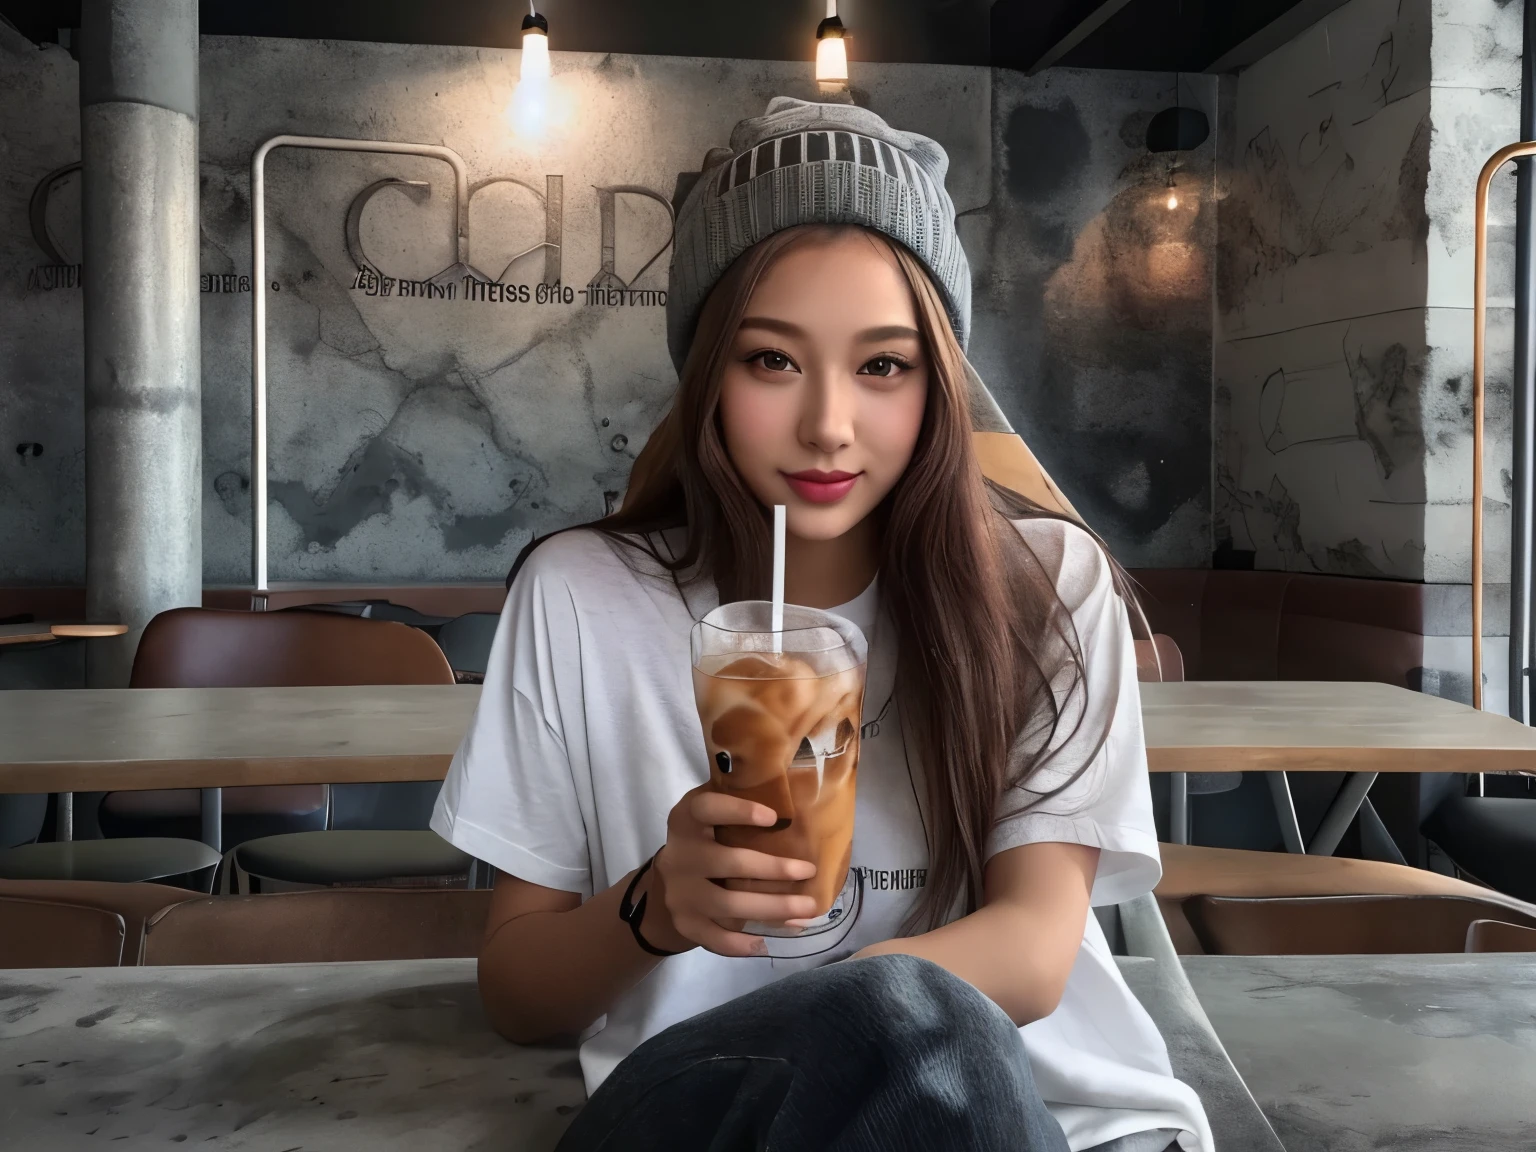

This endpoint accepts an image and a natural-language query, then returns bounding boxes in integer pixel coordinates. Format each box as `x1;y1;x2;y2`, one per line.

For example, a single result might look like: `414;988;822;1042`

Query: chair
1465;918;1536;952
103;607;470;891
1422;792;1536;903
1181;893;1536;955
0;895;126;967
0;878;193;962
138;888;493;964
435;611;500;684
1154;842;1536;954
0;790;221;893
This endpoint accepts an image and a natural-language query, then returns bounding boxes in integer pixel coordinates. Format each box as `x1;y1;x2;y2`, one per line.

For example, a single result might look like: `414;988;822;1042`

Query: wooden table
1141;681;1536;856
0;685;479;849
0;685;479;794
5;681;1531;857
0;622;127;646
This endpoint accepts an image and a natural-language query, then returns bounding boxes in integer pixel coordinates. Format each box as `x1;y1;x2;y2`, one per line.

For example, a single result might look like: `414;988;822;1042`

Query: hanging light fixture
1165;171;1179;211
1147;6;1208;155
520;3;549;84
816;1;848;85
507;2;551;136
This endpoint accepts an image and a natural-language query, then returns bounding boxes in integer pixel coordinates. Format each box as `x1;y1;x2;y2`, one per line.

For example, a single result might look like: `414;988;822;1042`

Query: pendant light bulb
520;8;550;84
816;1;848;84
508;4;551;137
1166;191;1179;211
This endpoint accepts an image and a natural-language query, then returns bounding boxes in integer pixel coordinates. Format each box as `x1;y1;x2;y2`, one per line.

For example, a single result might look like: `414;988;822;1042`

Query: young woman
433;98;1210;1152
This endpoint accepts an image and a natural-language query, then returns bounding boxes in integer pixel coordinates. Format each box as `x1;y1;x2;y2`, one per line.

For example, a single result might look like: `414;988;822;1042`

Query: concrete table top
1;955;1271;1152
1184;953;1536;1151
0;959;583;1151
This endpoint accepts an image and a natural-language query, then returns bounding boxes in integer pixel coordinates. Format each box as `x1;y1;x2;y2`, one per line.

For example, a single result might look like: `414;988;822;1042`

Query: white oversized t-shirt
432;518;1212;1152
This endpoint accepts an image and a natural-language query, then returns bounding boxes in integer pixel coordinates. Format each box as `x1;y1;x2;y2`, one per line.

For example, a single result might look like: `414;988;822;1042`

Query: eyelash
744;351;915;377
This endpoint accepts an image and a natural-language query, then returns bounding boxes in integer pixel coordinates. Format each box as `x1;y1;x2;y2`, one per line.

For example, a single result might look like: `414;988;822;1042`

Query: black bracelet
619;851;684;957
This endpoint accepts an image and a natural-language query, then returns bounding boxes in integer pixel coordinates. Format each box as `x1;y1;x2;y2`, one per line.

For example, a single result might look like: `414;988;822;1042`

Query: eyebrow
737;317;922;344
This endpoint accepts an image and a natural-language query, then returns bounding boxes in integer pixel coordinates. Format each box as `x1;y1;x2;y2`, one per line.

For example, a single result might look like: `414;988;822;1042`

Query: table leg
1169;772;1190;845
1358;797;1408;865
55;792;73;842
199;787;222;853
1266;772;1306;854
1308;772;1380;857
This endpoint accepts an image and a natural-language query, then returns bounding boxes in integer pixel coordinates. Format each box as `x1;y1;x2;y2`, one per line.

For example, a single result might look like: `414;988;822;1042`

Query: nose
798;367;855;457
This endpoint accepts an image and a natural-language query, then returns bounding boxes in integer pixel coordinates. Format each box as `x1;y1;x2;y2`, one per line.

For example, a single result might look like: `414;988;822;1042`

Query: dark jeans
555;953;1072;1152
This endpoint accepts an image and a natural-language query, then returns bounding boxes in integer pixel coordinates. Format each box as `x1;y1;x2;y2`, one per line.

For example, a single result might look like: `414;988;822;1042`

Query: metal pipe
250;135;472;590
1474;141;1536;719
1513;0;1536;727
1169;772;1189;844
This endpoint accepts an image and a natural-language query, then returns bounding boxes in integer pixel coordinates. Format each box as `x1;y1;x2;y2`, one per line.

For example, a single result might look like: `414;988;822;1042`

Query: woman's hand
648;785;820;957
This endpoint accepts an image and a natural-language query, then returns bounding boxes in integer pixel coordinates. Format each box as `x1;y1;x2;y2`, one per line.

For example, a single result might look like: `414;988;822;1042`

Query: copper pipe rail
1474;141;1536;713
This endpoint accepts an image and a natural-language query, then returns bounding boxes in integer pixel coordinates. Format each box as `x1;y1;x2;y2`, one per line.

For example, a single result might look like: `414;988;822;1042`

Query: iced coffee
691;602;867;930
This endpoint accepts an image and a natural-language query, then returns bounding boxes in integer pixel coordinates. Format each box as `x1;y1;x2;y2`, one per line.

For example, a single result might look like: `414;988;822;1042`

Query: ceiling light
521;5;549;84
508;3;551;137
816;2;848;85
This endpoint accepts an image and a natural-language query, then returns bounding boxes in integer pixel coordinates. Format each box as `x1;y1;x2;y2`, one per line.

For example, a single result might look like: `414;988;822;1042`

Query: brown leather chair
1465;918;1536;952
1155;842;1536;954
1133;634;1185;683
1181;893;1536;955
104;608;469;891
1;895;127;967
139;888;493;964
0;878;193;961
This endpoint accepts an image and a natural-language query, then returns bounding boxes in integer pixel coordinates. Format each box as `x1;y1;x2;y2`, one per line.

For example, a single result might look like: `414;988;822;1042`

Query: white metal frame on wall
249;135;473;593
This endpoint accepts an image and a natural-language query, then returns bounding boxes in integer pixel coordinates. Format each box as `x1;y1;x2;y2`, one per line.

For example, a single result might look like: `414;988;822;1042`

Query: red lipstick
783;469;861;504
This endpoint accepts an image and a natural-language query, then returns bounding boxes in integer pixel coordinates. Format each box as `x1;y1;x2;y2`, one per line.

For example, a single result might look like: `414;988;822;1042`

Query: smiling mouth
782;470;861;505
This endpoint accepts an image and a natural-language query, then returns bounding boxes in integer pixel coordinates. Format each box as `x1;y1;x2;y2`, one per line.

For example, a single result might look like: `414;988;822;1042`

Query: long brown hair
515;225;1125;931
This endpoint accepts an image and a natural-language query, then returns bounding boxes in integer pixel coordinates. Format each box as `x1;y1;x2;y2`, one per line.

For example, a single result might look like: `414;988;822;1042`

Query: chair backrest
435;612;501;682
1466;917;1536;953
0;879;192;963
1134;634;1185;683
139;888;493;964
1183;894;1536;955
130;607;455;688
0;895;126;967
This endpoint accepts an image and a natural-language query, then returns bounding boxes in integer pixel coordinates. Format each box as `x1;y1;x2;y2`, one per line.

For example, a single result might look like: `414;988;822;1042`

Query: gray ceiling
0;0;1348;74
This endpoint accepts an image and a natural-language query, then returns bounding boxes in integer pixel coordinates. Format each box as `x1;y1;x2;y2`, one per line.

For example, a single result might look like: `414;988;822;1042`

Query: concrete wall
1421;0;1523;585
975;68;1216;567
1214;0;1435;580
0;27;84;584
0;28;1215;585
1210;0;1521;709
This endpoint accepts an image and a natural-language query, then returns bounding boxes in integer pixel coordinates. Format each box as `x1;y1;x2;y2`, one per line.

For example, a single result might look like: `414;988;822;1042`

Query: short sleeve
430;545;593;896
985;521;1162;906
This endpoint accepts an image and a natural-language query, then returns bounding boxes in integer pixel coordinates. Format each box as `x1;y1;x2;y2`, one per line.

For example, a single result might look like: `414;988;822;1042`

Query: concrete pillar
80;0;201;687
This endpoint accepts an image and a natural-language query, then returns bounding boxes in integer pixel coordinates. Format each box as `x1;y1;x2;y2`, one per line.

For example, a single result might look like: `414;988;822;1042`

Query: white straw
771;504;786;653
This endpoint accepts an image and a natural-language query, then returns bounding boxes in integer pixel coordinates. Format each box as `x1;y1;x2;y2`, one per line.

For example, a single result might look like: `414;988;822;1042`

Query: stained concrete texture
1185;953;1536;1152
1215;0;1523;588
0;27;84;583
973;68;1217;567
2;30;1214;583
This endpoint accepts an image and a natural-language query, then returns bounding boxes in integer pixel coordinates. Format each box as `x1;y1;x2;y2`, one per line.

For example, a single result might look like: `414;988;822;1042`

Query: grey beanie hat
667;96;973;377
